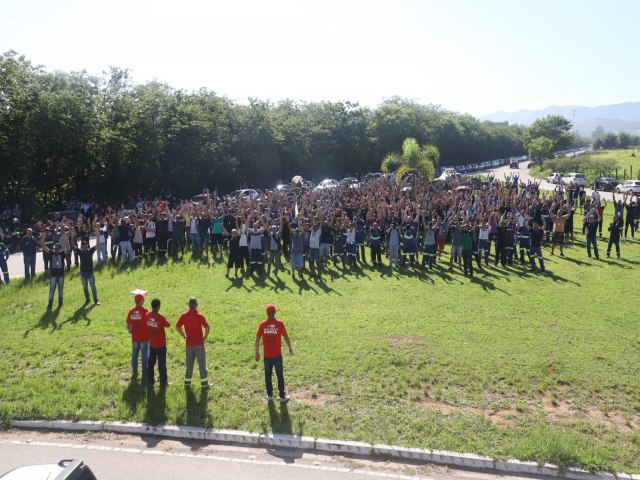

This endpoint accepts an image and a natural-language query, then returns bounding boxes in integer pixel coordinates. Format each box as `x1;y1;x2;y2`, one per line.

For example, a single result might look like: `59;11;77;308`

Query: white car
226;189;259;200
561;172;586;187
547;172;563;184
615;179;640;194
316;179;340;190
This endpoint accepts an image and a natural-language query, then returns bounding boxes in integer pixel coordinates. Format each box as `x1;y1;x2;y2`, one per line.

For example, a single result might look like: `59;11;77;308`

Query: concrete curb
9;420;636;480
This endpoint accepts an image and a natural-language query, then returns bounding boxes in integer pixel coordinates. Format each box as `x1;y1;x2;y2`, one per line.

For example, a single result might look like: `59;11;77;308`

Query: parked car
547;172;563;184
590;177;620;191
615;179;640;194
509;160;519;169
561;172;586;187
491;160;500;167
316;179;340;190
341;177;358;185
226;189;259;200
362;172;383;181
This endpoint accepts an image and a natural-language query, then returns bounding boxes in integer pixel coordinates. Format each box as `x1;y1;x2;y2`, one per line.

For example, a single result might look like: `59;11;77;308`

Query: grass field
532;148;640;183
0;219;639;473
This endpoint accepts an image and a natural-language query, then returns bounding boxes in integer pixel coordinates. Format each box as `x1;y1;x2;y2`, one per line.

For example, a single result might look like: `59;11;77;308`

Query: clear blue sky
2;0;638;116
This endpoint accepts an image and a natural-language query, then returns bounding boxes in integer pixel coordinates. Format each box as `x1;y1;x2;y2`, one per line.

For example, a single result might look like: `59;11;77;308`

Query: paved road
0;430;536;480
486;161;616;202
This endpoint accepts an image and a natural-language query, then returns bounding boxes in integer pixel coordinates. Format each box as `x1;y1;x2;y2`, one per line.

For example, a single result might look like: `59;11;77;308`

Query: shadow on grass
470;275;511;295
292;276;318;295
123;375;146;415
143;384;167;426
267;275;293;293
24;306;62;336
312;275;341;296
181;386;210;428
225;276;251;292
265;402;301;463
60;303;95;327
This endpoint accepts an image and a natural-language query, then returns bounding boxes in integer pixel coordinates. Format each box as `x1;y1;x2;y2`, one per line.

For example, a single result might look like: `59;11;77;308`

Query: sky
2;0;639;117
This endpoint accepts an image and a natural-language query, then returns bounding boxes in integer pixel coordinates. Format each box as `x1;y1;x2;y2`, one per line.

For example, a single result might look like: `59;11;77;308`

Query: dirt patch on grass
538;390;639;433
417;398;518;428
290;385;339;406
388;336;427;349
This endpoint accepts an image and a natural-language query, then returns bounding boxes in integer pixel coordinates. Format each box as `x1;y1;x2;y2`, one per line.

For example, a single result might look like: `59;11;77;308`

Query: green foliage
380;138;438;185
527;136;554;164
0;52;528;218
523;115;574;163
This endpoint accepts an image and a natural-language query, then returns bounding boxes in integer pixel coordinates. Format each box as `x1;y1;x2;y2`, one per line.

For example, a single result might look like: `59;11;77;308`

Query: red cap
134;294;145;304
265;304;276;314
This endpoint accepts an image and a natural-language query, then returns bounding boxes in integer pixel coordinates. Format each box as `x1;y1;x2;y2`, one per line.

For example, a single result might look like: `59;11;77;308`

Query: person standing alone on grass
126;294;149;377
255;304;292;403
176;297;210;388
146;298;170;387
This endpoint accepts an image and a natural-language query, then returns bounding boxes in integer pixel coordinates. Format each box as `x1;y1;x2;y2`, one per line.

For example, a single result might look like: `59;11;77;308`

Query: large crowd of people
1;174;638;301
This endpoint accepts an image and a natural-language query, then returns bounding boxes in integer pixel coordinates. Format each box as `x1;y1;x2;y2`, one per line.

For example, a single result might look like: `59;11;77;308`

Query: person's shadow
24;307;61;336
122;376;146;415
143;384;167;425
268;401;292;435
184;387;210;428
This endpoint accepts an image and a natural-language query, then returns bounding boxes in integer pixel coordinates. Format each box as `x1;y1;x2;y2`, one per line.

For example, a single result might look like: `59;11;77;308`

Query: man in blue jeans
71;234;100;305
255;304;293;403
40;236;67;308
20;228;38;279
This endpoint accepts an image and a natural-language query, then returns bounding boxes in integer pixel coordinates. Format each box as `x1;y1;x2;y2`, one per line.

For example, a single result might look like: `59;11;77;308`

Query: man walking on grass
255;304;293;404
176;297;210;388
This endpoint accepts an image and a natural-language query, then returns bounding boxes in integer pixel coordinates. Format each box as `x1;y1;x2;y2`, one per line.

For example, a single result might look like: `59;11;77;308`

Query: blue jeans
23;255;36;279
190;233;200;252
132;341;149;374
81;272;98;302
48;276;64;305
97;243;107;265
120;241;134;263
586;236;599;258
148;346;167;385
264;356;285;399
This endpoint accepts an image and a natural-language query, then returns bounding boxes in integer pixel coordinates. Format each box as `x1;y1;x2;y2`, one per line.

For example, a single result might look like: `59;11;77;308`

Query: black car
590;177;619;191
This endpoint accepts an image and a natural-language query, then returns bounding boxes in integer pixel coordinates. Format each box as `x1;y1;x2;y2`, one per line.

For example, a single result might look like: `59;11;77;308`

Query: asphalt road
0;430;537;480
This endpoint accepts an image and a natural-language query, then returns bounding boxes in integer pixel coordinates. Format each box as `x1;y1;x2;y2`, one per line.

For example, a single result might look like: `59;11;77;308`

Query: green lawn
0;225;639;473
532;148;640;183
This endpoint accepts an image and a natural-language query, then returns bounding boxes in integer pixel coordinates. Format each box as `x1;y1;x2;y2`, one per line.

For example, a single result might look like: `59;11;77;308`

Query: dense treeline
0;51;526;217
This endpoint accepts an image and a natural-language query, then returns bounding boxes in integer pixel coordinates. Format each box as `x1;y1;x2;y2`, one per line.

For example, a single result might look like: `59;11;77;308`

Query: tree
381;138;439;196
523;115;574;163
527;137;554;164
591;126;605;140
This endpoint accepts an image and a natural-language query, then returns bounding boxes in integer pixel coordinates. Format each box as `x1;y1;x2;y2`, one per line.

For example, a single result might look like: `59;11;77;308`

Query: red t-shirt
147;312;170;349
176;309;209;346
257;318;287;358
126;306;149;343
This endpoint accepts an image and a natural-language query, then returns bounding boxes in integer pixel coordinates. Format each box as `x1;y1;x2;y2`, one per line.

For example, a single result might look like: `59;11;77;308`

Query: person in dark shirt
226;229;241;278
528;220;545;272
155;213;169;254
42;228;55;271
583;211;601;260
40;234;68;308
0;239;10;284
20;228;38;279
606;214;623;258
71;233;99;305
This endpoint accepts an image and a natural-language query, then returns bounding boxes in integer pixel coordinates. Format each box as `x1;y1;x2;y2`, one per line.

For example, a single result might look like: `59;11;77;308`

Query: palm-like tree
381;138;439;196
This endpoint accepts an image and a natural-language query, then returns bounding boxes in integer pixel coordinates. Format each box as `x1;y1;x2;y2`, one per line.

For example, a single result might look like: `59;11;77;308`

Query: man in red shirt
176;297;210;388
146;298;171;387
255;304;293;403
126;294;149;377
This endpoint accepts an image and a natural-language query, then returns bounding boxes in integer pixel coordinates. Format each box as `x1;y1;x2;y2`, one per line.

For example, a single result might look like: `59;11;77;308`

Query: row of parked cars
546;173;640;193
451;156;528;174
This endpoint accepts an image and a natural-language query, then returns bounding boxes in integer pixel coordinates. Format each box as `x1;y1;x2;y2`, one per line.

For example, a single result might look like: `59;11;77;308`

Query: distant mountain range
480;102;640;136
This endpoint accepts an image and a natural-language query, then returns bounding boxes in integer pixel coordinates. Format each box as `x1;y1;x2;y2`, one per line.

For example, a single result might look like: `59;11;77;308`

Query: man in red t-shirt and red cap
255;303;293;403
